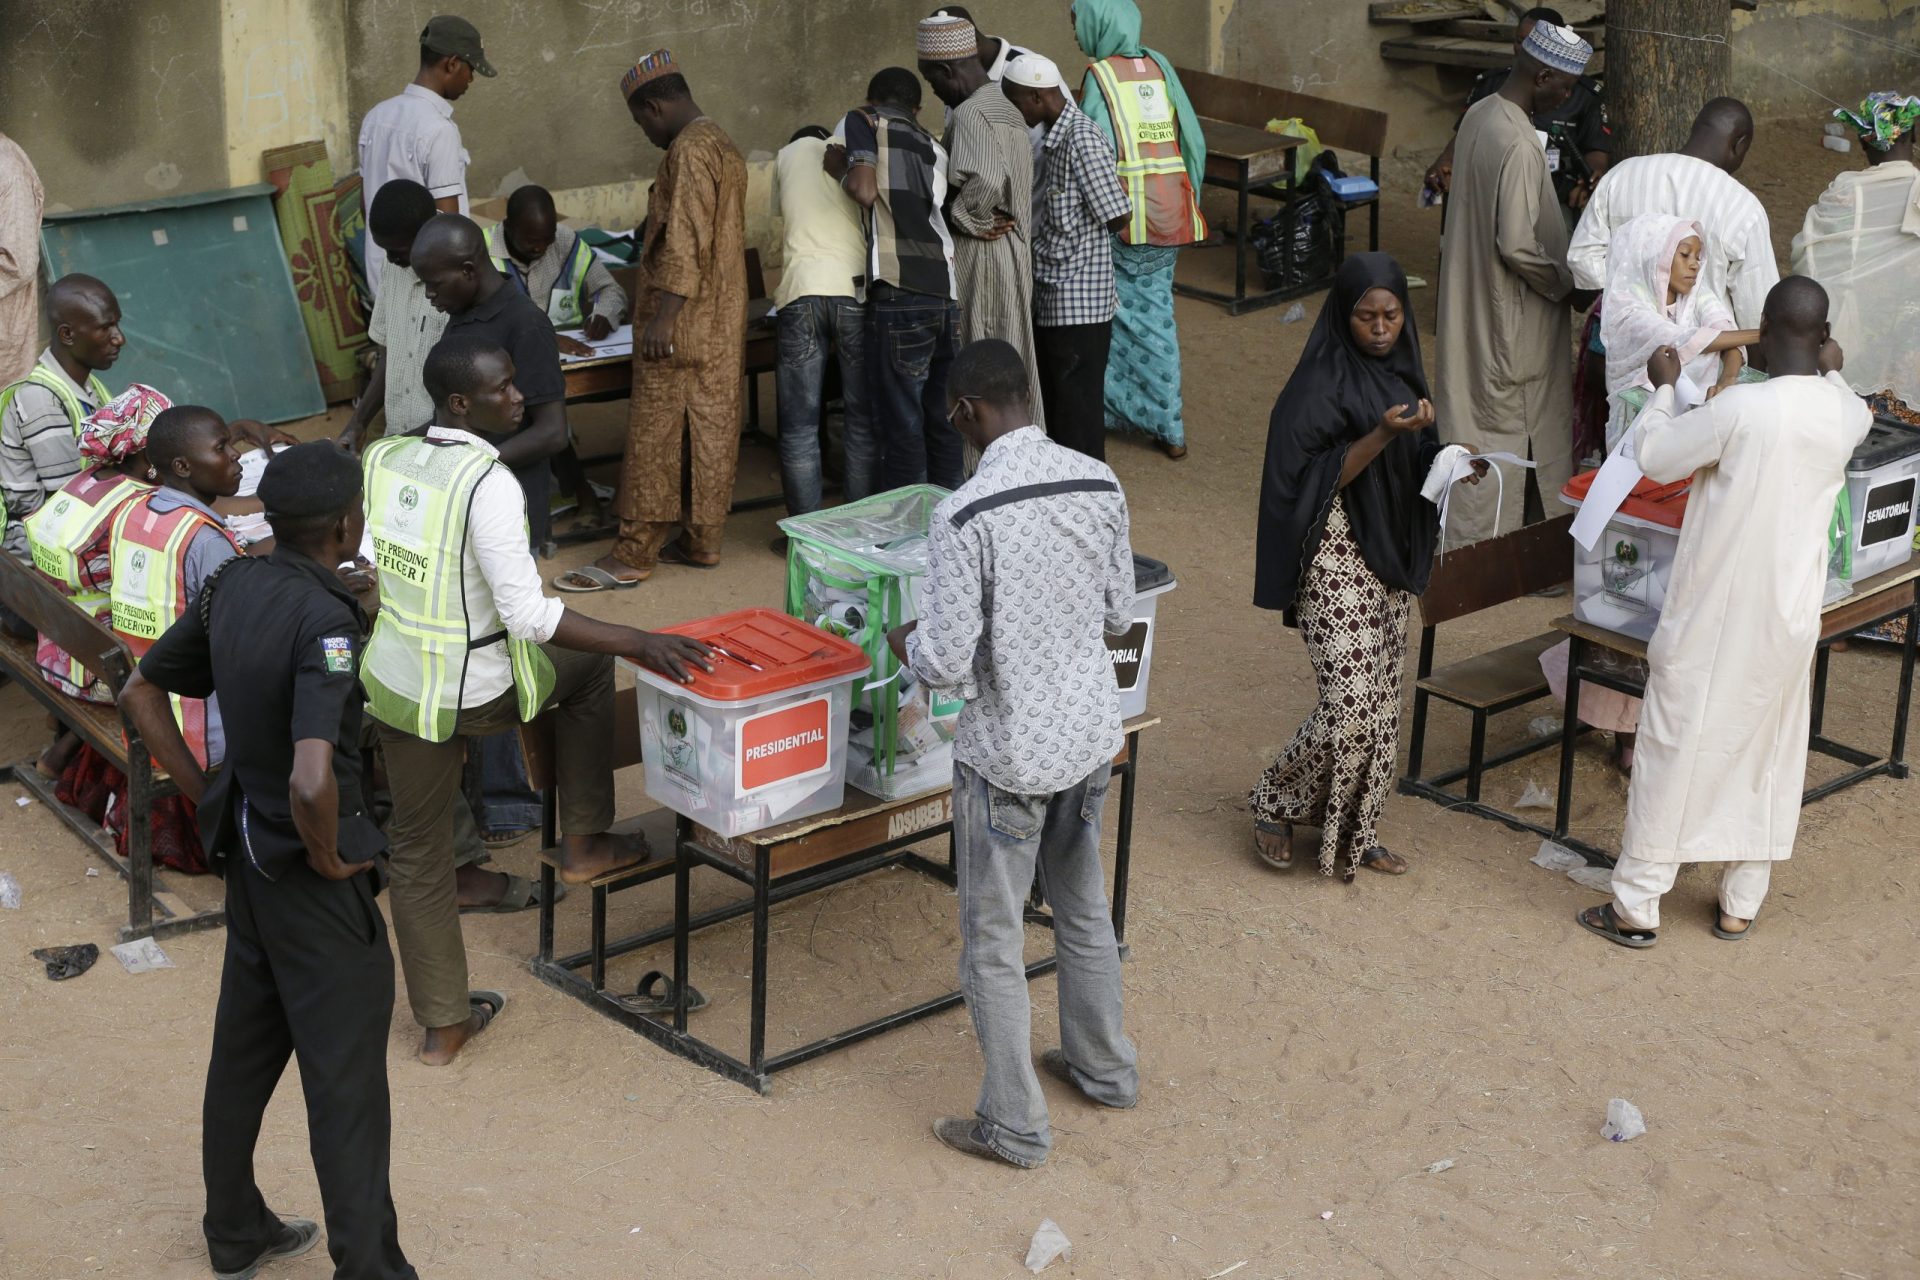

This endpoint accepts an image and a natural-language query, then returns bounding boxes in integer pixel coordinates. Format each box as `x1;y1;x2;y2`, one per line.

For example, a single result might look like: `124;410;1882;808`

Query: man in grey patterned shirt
888;338;1137;1168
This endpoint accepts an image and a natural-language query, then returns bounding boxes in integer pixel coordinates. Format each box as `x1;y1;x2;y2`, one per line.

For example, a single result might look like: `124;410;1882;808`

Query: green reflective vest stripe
1087;57;1209;247
485;224;592;328
361;435;555;743
0;364;112;439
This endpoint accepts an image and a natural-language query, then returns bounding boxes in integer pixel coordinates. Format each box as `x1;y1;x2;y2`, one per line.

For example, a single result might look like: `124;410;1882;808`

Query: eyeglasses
947;395;979;422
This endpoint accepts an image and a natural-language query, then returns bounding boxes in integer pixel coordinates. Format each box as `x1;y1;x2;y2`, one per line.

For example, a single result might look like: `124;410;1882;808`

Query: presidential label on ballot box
628;609;869;838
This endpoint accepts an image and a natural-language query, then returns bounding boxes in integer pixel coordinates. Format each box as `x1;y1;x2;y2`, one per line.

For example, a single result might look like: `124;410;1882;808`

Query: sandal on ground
1576;903;1657;949
552;564;643;593
467;990;508;1036
1253;820;1294;870
612;969;710;1016
1360;846;1409;876
658;536;720;569
1712;910;1756;942
458;873;567;915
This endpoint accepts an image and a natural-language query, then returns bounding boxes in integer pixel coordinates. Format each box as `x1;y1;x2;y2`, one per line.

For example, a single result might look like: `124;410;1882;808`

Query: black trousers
1034;321;1113;463
203;852;415;1280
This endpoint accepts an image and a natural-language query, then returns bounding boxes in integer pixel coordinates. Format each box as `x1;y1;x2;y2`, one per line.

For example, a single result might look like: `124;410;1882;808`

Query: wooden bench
1177;68;1391;262
1400;514;1574;814
0;553;224;940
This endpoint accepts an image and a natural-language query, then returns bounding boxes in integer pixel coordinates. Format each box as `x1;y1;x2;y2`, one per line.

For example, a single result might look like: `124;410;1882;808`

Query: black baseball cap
422;15;496;77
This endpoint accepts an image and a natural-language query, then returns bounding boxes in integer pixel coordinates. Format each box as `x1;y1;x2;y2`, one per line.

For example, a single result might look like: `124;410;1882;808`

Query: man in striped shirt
1569;97;1780;329
1;276;123;567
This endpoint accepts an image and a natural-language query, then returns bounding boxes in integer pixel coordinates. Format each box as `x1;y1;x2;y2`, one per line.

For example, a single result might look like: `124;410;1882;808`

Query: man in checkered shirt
1004;55;1131;462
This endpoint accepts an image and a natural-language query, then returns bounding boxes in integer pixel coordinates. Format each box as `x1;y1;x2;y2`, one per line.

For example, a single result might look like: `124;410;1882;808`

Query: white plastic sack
1024;1219;1071;1272
1602;1097;1646;1142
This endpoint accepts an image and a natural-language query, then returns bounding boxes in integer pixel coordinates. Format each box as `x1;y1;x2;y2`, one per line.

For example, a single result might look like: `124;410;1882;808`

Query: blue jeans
474;729;540;837
953;761;1137;1167
777;295;873;513
868;285;963;491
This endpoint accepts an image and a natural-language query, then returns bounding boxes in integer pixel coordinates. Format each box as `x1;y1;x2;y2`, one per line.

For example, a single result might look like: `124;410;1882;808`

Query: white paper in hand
1569;447;1646;552
1429;450;1535;552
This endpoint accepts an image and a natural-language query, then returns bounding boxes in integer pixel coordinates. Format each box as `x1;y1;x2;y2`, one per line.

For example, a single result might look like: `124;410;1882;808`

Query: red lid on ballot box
1562;469;1692;530
654;607;869;702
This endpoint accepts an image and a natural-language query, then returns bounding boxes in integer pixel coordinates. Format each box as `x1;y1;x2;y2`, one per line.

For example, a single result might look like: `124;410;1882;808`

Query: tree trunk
1605;0;1732;157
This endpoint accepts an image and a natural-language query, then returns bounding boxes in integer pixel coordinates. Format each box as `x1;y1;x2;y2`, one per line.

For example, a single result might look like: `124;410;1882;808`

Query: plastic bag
1567;865;1614;893
1024;1219;1071;1273
1515;780;1553;810
1601;1097;1646;1142
0;871;20;909
1264;117;1324;183
1531;841;1584;872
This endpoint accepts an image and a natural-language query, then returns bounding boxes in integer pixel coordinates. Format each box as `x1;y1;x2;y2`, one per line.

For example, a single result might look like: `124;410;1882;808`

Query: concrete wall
0;0;230;211
338;0;1209;249
1730;1;1920;122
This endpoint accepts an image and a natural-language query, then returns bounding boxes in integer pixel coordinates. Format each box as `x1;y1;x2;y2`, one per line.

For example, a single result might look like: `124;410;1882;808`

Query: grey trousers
953;760;1137;1167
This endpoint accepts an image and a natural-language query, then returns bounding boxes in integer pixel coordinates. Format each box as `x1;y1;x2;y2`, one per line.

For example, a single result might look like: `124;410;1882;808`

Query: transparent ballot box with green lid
780;486;961;801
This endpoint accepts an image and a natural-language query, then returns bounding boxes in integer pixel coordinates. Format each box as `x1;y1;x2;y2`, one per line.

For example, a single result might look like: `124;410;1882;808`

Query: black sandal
1576;903;1657;949
1253;820;1293;869
613;969;710;1016
1359;846;1409;876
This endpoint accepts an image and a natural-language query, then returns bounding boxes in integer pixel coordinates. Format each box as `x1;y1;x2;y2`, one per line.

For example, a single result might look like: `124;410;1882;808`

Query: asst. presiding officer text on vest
362;334;712;1067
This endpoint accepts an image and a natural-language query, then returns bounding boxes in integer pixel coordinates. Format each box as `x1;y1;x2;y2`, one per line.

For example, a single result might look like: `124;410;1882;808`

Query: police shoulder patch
321;635;355;674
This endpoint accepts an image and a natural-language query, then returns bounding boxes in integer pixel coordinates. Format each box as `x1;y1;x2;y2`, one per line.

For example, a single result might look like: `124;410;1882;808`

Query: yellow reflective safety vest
486;223;593;328
25;468;151;698
0;363;112;439
360;434;556;743
1086;56;1208;247
109;491;242;766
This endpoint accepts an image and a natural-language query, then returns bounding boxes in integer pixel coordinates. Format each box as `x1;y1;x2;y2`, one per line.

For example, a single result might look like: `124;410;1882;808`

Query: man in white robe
1578;279;1872;948
1433;22;1590;544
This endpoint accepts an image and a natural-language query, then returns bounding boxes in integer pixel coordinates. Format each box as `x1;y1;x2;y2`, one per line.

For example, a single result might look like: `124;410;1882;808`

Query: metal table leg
1554;637;1584;841
1111;731;1140;946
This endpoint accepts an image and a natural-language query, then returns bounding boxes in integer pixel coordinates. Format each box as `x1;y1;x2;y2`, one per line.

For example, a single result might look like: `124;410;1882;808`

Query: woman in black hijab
1249;253;1483;881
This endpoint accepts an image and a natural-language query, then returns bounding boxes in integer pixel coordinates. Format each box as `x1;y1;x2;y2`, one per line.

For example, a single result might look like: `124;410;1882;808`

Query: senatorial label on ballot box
737;696;833;794
1107;619;1153;693
1862;478;1916;548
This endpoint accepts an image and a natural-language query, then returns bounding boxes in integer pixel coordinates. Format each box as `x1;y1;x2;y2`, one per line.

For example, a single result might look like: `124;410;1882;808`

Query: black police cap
257;441;362;519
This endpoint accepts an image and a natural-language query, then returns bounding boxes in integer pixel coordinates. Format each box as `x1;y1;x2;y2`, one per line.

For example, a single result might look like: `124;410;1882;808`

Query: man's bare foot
36;729;81;779
455;864;511;909
557;831;655;884
418;991;506;1066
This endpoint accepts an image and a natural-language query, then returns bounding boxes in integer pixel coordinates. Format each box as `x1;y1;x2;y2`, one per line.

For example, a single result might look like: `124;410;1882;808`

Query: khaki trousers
377;644;617;1028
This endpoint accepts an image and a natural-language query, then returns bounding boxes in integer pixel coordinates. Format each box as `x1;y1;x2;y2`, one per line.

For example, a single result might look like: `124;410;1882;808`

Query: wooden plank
1176;68;1391;157
1417;632;1560;709
1419;514;1575;626
1379;35;1515;69
1437;18;1604;44
1369;0;1482;24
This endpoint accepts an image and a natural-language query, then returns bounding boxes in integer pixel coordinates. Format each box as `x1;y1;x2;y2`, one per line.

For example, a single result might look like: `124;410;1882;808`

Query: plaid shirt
844;106;957;301
1032;100;1131;328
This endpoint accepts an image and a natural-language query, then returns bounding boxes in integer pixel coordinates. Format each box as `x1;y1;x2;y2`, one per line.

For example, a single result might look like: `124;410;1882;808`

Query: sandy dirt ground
2;126;1916;1280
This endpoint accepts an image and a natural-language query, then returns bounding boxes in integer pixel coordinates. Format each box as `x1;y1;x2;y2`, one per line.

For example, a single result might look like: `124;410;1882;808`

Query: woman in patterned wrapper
1248;254;1485;880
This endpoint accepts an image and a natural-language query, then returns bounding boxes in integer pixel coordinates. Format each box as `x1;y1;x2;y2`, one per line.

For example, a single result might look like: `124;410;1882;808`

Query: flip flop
1712;910;1757;941
1576;903;1657;949
1253;820;1294;870
553;564;643;593
658;537;720;570
611;969;709;1016
468;990;507;1035
459;873;567;915
1360;846;1410;876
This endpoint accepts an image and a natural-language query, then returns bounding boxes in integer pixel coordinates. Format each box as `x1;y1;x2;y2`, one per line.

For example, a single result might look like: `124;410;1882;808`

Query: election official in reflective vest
484;185;628;337
360;334;708;1067
108;406;244;766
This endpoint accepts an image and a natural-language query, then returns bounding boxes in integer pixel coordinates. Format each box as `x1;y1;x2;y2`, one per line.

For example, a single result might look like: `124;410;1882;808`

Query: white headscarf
1600;213;1736;406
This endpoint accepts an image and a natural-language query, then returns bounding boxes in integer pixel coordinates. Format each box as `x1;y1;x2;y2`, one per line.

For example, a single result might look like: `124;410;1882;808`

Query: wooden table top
1552;562;1920;657
1198;116;1308;161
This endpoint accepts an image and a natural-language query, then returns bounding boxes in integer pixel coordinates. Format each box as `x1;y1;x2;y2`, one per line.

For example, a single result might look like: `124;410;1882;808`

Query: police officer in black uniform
1424;6;1613;226
120;443;416;1280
